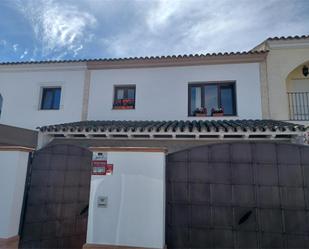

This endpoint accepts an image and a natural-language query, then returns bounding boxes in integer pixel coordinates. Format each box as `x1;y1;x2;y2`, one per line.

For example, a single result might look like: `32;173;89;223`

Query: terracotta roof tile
0;50;267;66
267;35;309;41
39;120;306;133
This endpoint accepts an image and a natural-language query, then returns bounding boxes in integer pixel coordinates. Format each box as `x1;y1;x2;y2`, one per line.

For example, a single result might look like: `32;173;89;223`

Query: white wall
88;63;262;121
0;151;29;238
87;151;165;249
0;64;86;129
0;62;263;130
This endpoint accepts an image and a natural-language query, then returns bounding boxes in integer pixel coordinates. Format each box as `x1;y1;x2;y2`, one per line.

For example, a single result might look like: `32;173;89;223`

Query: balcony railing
288;92;309;120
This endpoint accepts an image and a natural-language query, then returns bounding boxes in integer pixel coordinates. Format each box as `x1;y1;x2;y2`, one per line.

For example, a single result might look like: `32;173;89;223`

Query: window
40;87;61;110
0;94;3;118
189;82;236;116
113;85;136;109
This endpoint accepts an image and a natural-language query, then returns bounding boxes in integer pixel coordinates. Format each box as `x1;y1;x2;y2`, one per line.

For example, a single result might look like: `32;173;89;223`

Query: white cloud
146;0;187;32
13;44;18;52
73;45;83;57
101;0;309;58
20;49;28;59
16;0;96;57
5;0;309;60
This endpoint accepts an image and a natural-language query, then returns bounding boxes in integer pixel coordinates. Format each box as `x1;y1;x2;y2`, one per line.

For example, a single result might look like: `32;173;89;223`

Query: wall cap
83;243;165;249
89;146;167;153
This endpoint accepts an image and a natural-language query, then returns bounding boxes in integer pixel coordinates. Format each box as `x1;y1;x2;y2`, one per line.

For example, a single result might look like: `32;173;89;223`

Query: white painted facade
0;64;86;129
0;61;263;130
88;63;262;121
0;37;308;131
87;151;165;249
0;150;29;239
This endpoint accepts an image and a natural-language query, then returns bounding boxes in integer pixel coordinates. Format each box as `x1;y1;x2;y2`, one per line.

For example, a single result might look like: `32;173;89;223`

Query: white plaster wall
0;65;86;129
87;151;165;249
88;63;262;121
0;151;29;238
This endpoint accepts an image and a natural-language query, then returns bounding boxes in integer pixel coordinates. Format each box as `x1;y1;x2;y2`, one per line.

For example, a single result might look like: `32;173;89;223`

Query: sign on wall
92;152;113;175
92;152;107;161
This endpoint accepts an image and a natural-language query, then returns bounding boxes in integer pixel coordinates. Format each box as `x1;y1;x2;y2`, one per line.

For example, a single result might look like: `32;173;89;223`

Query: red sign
106;164;113;175
92;160;107;175
92;160;113;175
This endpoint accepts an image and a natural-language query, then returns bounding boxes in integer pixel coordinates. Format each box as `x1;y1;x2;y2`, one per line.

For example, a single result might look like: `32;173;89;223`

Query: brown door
166;142;309;249
19;144;92;249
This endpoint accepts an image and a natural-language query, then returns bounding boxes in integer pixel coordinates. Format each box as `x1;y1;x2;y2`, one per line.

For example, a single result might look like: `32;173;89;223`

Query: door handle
80;204;89;216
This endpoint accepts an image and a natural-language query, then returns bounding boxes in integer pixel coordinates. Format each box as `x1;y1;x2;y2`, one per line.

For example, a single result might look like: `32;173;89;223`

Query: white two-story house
0;36;309;249
0;51;266;129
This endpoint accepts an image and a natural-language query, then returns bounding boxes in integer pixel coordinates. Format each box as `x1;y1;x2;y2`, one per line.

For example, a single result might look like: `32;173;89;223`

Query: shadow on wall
286;61;309;92
0;94;2;118
286;61;309;121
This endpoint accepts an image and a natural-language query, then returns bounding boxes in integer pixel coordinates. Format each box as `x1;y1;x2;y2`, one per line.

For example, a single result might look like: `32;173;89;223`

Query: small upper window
41;87;61;110
113;85;136;109
189;82;236;117
0;94;3;118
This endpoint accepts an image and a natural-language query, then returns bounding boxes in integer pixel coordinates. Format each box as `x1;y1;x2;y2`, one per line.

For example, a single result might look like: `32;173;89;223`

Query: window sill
39;109;60;111
112;106;135;110
188;115;238;118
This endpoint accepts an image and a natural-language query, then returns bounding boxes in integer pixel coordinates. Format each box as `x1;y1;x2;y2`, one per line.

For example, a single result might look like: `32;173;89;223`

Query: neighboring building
253;35;309;125
0;35;309;249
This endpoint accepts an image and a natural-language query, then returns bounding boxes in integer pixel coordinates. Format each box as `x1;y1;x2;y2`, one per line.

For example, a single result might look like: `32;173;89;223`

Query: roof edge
267;35;309;41
0;51;268;69
87;51;267;70
251;35;309;52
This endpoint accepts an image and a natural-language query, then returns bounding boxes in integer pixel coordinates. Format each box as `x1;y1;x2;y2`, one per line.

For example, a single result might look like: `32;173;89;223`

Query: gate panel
19;144;92;249
166;142;309;249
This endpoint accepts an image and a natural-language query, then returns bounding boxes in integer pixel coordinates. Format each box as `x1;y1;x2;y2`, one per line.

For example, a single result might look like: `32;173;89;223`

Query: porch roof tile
38;119;306;133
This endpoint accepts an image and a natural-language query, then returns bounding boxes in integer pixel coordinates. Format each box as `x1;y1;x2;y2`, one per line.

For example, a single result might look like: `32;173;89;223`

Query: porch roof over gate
38;120;307;140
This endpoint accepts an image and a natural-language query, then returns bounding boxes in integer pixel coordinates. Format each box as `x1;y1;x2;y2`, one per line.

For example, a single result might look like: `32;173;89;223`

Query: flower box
113;98;135;109
194;107;207;117
211;107;224;117
196;113;207;117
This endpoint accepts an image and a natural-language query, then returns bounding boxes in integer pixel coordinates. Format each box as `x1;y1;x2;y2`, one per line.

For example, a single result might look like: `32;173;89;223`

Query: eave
38;120;306;141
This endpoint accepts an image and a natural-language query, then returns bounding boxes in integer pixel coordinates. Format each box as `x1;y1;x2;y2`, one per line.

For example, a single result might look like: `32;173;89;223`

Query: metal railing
288;92;309;120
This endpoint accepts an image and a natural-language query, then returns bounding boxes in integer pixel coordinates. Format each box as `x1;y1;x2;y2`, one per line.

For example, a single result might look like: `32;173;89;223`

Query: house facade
0;52;266;130
0;36;309;249
0;36;308;130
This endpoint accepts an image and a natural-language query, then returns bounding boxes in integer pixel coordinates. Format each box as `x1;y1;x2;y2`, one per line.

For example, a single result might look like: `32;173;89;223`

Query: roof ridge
267;35;309;41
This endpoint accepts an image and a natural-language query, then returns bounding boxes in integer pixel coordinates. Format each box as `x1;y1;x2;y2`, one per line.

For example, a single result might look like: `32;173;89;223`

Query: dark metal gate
19;144;92;249
166;142;309;249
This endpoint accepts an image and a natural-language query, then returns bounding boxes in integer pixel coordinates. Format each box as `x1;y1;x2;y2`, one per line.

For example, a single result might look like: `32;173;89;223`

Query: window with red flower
113;85;136;109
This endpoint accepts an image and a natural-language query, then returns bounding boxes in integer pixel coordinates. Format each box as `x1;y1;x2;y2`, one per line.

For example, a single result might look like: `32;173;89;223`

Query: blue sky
0;0;309;62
